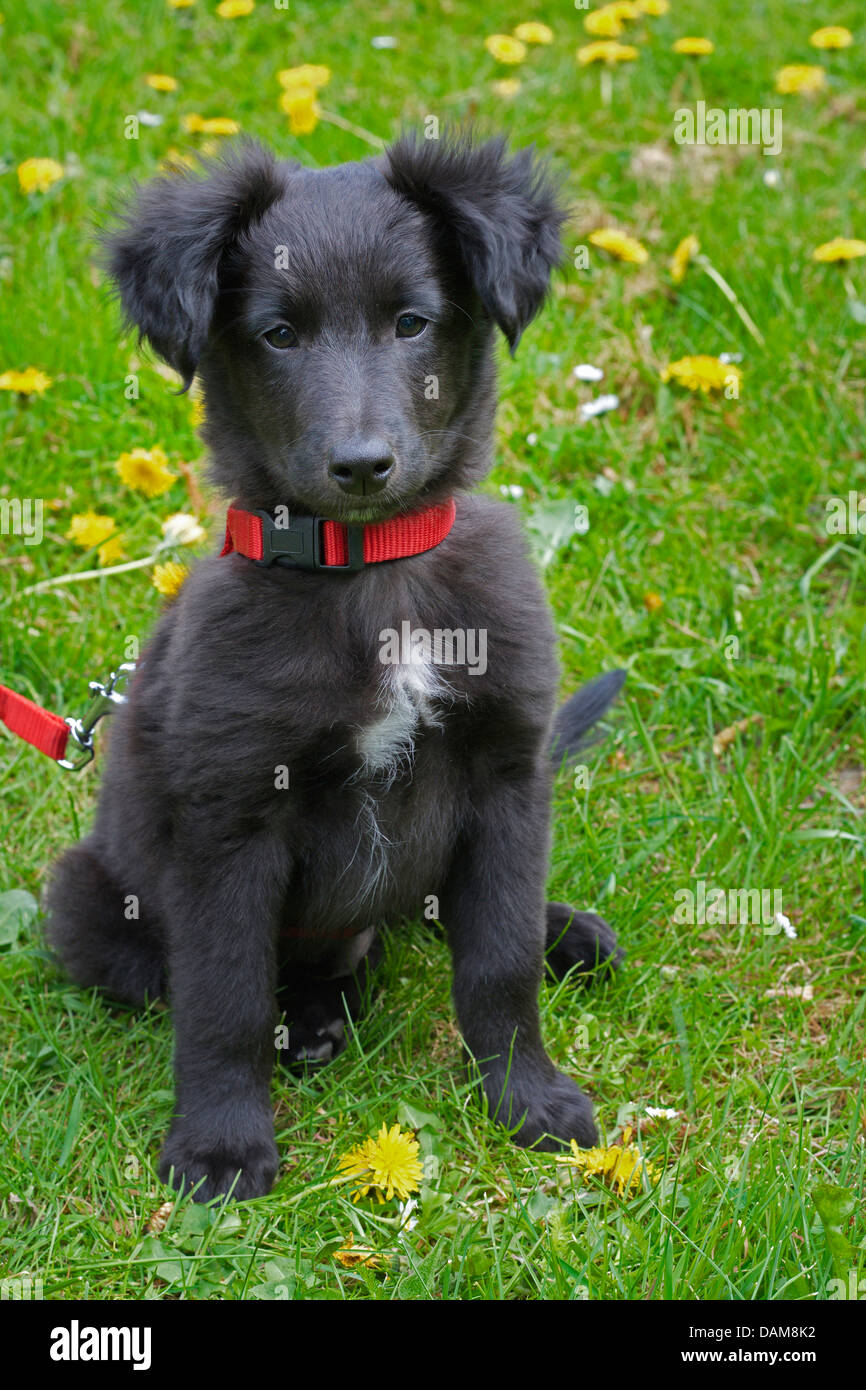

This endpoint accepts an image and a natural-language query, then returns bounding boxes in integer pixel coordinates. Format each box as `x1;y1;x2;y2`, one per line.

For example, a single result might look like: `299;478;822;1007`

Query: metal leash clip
58;662;137;771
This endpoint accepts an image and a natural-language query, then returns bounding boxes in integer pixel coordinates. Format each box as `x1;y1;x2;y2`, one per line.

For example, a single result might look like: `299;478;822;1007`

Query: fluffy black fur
46;134;626;1202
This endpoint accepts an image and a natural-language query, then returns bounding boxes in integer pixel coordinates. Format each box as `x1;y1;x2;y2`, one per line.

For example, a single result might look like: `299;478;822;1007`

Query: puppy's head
105;134;566;521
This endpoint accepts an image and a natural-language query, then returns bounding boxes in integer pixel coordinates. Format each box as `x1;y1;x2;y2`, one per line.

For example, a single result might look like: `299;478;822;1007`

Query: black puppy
46;135;625;1202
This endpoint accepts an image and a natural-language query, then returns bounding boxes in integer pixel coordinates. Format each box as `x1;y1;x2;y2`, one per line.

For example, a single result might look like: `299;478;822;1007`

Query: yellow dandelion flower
202;117;238;135
182;114;239;135
152;561;188;597
484;33;528;64
277;64;331;90
643;591;663;614
167;0;195;7
812;237;866;262
577;40;638;64
97;536;126;567
202;117;239;136
280;87;320;135
367;1123;423;1201
145;73;178;92
66;512;116;549
661;355;742;394
0;367;53;394
672;36;714;55
584;8;625;39
809;26;852;50
775;64;827;95
115;446;177;497
492;78;522;97
337;1123;423;1204
556;1140;660;1195
589;227;649;263
635;0;669;14
585;4;639;38
216;0;253;16
513;22;553;45
278;83;317;112
670;233;700;284
17;158;64;194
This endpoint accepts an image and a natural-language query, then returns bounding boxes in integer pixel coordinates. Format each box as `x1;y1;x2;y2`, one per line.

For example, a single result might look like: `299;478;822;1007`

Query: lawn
1;0;864;1301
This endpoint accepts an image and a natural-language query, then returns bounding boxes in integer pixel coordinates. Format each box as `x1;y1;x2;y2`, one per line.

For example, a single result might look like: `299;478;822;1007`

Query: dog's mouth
318;484;437;527
331;496;398;524
261;484;414;528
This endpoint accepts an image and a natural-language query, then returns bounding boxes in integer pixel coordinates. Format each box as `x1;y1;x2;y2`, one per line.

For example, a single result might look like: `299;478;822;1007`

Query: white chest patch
339;659;456;914
356;658;450;784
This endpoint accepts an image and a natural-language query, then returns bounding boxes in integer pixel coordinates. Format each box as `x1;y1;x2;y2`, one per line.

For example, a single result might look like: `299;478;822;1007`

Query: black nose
328;438;396;496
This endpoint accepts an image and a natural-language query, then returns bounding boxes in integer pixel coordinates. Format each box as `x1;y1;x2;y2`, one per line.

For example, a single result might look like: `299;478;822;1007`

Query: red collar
220;498;456;572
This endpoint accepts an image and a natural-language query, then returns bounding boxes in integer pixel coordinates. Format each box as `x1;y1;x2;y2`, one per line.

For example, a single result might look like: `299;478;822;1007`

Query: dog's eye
263;324;298;350
396;314;427;339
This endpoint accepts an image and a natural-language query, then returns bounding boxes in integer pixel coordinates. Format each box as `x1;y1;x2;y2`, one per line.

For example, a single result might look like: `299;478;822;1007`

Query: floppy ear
383;132;568;352
103;141;286;386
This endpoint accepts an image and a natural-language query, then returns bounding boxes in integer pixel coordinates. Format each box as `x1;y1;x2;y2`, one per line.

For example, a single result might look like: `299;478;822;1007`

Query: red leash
0;664;136;770
0;685;70;761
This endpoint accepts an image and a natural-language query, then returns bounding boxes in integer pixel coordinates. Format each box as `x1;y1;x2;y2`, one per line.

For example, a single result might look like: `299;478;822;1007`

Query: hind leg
544;901;623;984
276;929;382;1066
44;841;166;1006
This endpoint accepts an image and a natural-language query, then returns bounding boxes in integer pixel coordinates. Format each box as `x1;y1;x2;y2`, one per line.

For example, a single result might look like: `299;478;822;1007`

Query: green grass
1;0;865;1300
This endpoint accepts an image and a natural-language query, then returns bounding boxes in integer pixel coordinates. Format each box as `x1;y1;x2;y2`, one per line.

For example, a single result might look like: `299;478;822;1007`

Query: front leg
158;828;291;1202
441;768;597;1150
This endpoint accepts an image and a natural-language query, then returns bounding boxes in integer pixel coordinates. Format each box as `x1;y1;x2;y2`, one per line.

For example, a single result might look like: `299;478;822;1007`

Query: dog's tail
549;669;627;763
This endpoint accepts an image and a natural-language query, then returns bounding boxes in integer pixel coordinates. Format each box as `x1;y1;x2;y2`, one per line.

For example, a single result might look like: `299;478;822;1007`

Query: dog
45;134;625;1202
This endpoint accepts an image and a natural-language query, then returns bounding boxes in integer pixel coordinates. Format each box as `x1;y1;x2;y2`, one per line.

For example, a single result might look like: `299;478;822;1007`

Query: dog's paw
545;902;623;985
158;1130;279;1203
277;1014;346;1067
498;1066;598;1151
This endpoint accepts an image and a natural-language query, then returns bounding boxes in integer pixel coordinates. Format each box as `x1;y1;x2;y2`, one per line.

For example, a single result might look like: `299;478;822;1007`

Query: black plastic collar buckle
255;511;365;572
